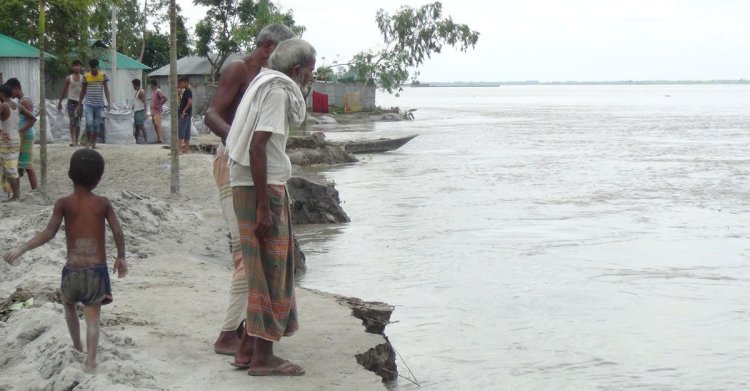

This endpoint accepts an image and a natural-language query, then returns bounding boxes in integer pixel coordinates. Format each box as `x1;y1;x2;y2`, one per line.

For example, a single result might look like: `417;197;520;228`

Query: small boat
341;134;418;154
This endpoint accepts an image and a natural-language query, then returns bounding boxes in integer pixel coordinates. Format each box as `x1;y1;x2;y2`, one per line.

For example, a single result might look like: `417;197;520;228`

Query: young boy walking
77;59;111;149
4;149;127;372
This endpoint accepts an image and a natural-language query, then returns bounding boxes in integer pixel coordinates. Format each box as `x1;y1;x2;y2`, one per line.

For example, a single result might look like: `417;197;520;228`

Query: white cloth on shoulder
226;69;306;167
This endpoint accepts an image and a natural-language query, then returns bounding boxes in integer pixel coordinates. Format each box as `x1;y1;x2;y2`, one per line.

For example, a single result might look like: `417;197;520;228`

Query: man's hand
4;248;22;265
0;131;9;143
57;102;63;112
113;256;128;278
254;206;274;240
104;105;110;111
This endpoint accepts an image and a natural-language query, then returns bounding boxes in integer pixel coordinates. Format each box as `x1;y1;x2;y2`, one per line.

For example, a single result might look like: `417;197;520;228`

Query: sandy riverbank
0;140;389;390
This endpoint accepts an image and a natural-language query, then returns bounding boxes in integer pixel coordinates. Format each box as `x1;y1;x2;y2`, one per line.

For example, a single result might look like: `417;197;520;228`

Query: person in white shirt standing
57;60;84;146
226;38;315;377
131;79;147;144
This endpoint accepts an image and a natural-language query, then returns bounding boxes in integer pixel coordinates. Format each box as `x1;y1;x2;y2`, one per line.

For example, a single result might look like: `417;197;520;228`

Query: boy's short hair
0;84;12;98
89;59;100;68
132;78;141;87
69;149;105;188
5;78;21;89
178;76;189;83
150;79;158;87
72;60;82;66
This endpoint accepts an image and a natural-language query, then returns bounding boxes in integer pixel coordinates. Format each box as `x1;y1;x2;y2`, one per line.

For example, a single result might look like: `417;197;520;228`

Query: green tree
130;13;191;69
0;0;99;79
90;0;142;59
345;1;479;94
193;0;303;80
233;0;305;50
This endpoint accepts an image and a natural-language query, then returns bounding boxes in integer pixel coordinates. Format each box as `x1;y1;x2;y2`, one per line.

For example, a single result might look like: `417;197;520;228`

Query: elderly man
204;23;295;357
225;38;315;377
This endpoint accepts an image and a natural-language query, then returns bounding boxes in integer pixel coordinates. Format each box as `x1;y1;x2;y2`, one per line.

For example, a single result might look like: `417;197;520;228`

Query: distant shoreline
410;80;750;87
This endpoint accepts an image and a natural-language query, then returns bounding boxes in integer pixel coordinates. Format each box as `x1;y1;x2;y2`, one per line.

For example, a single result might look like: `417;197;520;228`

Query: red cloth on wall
312;91;329;113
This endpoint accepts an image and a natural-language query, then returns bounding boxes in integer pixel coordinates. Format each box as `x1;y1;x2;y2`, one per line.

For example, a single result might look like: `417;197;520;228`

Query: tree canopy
193;0;304;80
0;0;100;78
0;0;192;77
336;2;480;94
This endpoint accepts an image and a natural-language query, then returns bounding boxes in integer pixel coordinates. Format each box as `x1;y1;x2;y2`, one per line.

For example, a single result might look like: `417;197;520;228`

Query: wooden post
38;0;47;190
111;5;117;108
169;0;179;194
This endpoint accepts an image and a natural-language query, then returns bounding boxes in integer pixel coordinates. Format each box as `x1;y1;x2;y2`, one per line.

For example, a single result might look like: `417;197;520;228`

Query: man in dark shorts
4;149;127;372
177;76;192;154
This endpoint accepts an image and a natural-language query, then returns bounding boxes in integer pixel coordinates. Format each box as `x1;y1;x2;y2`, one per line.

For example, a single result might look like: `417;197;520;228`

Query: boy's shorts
84;106;104;133
66;100;81;128
134;110;145;126
178;116;191;140
61;264;113;305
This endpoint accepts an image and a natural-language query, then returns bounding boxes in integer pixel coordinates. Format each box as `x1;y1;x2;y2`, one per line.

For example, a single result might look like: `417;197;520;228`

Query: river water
296;85;750;390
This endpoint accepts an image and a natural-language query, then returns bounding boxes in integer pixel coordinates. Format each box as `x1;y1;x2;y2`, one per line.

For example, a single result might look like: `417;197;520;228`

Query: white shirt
1;103;20;144
133;89;145;111
229;88;292;186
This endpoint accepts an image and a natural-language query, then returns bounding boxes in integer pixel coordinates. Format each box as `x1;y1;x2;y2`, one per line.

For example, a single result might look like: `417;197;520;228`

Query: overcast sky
180;0;750;82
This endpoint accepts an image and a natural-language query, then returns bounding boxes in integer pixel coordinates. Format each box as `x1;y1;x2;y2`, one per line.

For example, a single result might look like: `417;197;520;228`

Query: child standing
4;149;127;372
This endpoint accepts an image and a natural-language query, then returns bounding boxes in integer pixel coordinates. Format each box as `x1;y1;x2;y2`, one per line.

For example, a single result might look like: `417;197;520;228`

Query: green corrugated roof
99;52;150;70
0;33;55;59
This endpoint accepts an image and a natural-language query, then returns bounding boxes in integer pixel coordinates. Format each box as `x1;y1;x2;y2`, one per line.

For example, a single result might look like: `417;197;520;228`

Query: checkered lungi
232;184;298;342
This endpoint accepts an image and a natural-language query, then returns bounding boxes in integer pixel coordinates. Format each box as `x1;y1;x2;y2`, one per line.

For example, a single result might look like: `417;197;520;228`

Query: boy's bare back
58;190;120;268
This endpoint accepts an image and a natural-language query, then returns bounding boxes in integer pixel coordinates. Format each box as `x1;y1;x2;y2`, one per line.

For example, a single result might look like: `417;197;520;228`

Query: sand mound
0;191;188;390
0;303;158;391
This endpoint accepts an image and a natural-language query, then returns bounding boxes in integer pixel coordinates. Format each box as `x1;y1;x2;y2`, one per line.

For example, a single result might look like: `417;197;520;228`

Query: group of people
1;78;39;201
56;58;111;149
3;23;317;378
57;58;193;150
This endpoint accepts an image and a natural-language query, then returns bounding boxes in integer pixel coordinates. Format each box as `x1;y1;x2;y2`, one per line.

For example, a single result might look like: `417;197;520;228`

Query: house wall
0;58;41;103
309;82;376;110
110;69;144;108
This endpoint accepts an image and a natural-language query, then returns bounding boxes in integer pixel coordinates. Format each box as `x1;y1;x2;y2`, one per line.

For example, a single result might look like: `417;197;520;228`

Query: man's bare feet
214;322;245;355
84;360;96;373
245;338;304;376
248;356;305;377
229;332;255;368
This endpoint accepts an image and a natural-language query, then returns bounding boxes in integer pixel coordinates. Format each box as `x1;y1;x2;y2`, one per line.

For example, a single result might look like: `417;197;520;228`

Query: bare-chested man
203;24;295;358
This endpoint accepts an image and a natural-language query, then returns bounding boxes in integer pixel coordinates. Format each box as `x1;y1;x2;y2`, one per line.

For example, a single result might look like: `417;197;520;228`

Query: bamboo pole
38;0;47;190
111;5;117;108
169;0;179;194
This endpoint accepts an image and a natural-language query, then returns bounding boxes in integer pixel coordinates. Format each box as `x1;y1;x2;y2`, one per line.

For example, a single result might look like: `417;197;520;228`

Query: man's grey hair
268;38;316;74
256;24;296;48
